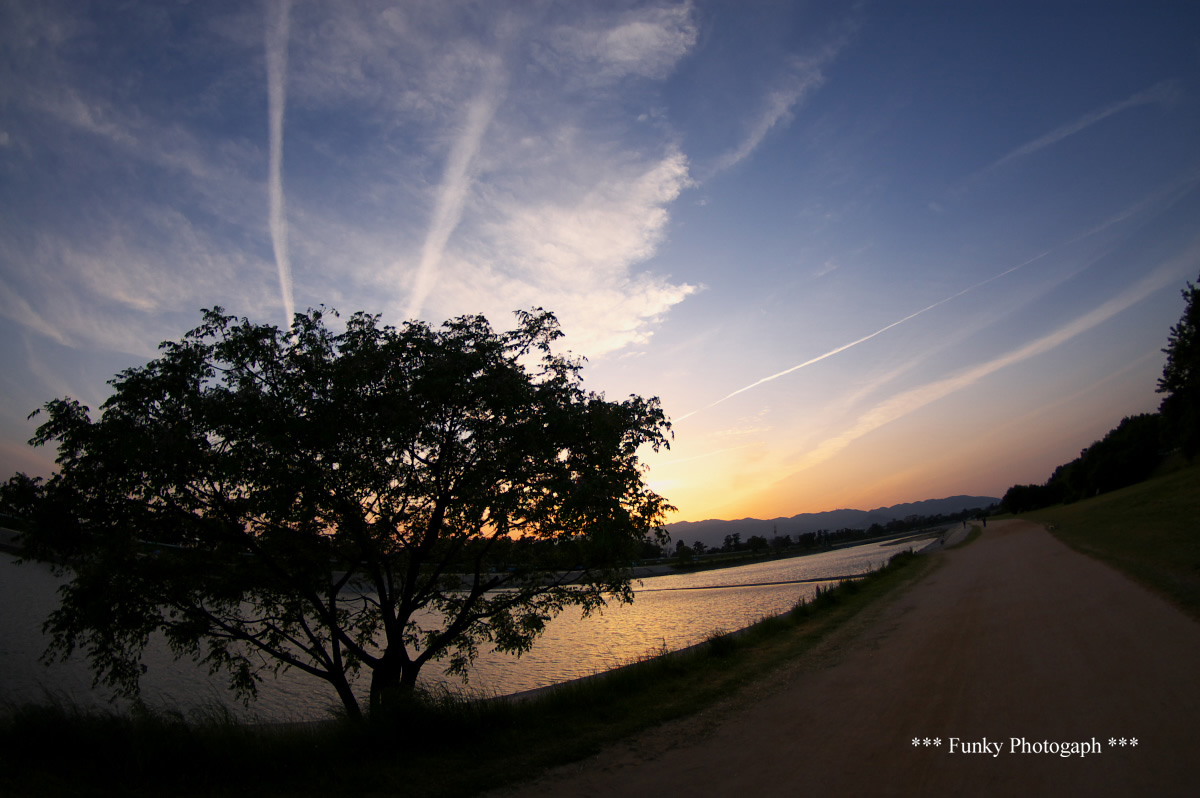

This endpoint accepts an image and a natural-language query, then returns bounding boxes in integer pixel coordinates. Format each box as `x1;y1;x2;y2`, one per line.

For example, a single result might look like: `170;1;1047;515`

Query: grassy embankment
0;547;937;798
1024;458;1200;620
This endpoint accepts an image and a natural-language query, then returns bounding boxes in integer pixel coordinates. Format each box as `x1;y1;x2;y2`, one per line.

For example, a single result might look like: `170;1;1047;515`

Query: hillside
667;495;998;550
1024;460;1200;618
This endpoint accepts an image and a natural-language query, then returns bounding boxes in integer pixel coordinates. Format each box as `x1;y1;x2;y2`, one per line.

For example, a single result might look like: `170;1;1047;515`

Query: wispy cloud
265;0;294;330
547;2;698;85
981;80;1181;175
706;18;856;178
405;65;506;322
0;279;70;348
4;2;700;359
0;202;277;357
708;56;829;176
429;146;697;355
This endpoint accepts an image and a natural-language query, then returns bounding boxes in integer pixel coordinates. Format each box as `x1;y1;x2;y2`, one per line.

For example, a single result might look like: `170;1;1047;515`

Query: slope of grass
0;550;936;798
1024;460;1200;619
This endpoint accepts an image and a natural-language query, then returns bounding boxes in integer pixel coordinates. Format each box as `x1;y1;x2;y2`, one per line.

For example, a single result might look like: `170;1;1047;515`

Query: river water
0;537;927;721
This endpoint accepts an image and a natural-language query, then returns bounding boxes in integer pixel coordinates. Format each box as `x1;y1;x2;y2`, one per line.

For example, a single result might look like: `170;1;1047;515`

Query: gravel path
488;520;1200;797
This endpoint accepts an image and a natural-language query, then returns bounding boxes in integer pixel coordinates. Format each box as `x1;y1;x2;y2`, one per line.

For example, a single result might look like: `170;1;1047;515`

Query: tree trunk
330;673;363;723
368;654;418;716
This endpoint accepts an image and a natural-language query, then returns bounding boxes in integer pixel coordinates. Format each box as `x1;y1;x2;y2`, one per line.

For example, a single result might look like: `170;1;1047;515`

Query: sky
1;1;1198;524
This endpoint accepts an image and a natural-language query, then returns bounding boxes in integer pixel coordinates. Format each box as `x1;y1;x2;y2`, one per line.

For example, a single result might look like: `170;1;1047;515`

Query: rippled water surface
0;538;926;721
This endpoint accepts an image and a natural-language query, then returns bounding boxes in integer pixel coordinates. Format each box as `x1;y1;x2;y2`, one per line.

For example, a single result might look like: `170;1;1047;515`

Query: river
0;537;929;721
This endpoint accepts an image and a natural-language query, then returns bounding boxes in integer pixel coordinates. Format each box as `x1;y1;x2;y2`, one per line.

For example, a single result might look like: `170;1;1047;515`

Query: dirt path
489;520;1200;797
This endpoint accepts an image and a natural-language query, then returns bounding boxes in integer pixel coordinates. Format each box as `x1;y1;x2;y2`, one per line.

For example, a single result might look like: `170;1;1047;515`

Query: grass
948;524;983;549
0;549;935;798
1023;458;1200;620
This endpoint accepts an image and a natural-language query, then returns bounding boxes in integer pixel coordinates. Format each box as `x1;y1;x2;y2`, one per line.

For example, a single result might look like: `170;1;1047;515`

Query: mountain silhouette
666;495;998;549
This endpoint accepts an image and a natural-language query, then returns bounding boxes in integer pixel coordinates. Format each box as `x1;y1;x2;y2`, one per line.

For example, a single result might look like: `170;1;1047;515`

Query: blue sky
2;1;1197;522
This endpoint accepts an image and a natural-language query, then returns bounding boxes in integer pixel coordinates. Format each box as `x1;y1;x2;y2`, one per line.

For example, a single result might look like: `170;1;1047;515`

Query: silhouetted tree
0;472;44;526
14;307;673;721
1002;413;1164;513
1158;274;1200;459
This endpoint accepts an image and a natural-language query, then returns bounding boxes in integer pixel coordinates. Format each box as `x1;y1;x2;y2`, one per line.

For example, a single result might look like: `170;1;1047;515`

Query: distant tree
15;307;674;720
675;539;693;566
1158;275;1200;459
0;472;44;526
691;540;707;556
746;534;769;553
1002;413;1164;513
1001;483;1055;514
636;539;665;560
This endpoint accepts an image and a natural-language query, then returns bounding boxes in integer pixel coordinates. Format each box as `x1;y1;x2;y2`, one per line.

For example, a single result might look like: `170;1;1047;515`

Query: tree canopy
12;307;674;720
1000;413;1163;513
1158;274;1199;459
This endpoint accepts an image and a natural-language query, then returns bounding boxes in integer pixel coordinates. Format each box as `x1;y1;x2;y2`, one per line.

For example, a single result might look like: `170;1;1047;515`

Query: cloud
814;259;840;278
0;279;70;348
405;64;506;322
710;68;825;174
981;80;1181;175
707;25;854;176
428;147;698;355
678;177;1196;423
544;2;698;86
1;1;701;373
266;3;700;350
0;203;277;356
265;0;294;330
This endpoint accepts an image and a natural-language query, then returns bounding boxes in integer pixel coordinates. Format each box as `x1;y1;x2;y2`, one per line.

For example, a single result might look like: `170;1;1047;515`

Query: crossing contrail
404;67;505;322
266;0;294;331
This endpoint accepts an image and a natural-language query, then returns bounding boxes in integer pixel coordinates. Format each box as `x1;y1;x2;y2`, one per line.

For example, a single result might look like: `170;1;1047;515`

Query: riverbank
0;547;933;797
637;526;947;577
490;518;1200;797
1024;460;1200;619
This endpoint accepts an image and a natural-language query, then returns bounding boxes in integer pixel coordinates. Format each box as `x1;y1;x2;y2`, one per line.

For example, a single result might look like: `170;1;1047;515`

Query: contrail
677;250;1051;421
265;0;294;331
981;80;1179;176
678;177;1194;425
404;68;505;322
706;36;848;180
788;260;1187;473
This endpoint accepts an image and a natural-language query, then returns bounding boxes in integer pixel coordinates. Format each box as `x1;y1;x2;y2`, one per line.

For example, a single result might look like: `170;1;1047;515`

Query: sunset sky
2;1;1198;523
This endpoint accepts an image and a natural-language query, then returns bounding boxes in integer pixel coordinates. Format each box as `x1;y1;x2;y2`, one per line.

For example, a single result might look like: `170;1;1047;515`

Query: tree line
1001;274;1198;514
672;505;995;563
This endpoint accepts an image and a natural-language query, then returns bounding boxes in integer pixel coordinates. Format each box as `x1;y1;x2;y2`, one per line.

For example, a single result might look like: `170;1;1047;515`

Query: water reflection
0;538;924;721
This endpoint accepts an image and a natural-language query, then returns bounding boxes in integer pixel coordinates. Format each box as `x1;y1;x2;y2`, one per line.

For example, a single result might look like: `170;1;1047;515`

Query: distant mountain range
666;495;999;549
